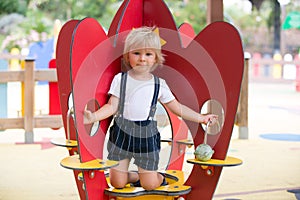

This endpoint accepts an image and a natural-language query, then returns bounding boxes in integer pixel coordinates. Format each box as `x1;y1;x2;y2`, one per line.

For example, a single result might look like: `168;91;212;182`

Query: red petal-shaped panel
55;19;86;200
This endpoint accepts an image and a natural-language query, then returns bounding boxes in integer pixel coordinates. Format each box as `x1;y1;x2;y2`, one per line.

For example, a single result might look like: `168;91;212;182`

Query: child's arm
83;95;119;124
164;99;217;124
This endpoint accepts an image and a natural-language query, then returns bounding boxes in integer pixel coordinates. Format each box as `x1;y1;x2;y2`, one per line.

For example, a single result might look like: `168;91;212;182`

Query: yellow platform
105;170;191;199
50;137;78;148
176;139;194;147
187;156;242;167
60;155;118;170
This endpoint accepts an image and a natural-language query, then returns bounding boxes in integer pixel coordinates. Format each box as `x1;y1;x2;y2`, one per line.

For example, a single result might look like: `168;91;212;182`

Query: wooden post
207;0;223;24
24;59;35;143
21;60;25;116
236;58;249;139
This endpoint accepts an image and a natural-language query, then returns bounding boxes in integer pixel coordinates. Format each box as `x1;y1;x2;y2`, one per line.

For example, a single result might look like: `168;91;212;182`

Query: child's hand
202;114;218;125
83;109;95;124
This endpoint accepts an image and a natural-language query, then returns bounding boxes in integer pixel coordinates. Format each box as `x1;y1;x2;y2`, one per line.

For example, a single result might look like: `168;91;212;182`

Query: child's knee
140;179;160;191
110;179;127;189
141;182;157;191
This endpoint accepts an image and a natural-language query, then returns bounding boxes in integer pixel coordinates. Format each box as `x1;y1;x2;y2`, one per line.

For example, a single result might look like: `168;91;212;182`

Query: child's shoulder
157;76;167;84
113;72;123;79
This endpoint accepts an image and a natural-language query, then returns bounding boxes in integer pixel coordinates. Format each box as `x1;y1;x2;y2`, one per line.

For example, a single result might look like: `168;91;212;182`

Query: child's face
128;48;157;72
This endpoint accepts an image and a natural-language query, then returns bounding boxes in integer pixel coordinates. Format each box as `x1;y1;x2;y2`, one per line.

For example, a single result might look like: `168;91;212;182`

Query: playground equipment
53;0;244;199
194;122;215;162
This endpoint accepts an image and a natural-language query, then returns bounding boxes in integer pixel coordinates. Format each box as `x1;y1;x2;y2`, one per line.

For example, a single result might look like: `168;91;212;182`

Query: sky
224;0;252;13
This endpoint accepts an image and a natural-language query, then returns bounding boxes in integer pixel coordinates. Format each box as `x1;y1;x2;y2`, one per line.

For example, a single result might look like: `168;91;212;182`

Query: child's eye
146;52;154;56
133;52;140;55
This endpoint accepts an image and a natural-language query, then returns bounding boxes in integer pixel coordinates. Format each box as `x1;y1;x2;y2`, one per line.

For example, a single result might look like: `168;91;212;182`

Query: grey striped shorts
107;117;161;171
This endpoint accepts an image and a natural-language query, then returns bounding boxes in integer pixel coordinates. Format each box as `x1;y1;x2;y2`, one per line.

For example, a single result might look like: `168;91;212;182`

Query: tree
31;0;119;23
248;0;300;53
165;0;207;33
0;0;121;51
0;0;28;15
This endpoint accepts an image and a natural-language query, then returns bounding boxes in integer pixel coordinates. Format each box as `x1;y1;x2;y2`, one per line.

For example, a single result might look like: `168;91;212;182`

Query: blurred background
0;1;300;199
1;0;300;56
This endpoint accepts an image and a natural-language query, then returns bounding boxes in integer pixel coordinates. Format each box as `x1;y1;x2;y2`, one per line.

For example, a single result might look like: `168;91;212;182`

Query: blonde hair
123;26;165;69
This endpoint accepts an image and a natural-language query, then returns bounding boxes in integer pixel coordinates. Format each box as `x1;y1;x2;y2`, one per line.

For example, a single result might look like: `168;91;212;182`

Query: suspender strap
147;76;160;120
117;72;127;117
117;73;160;120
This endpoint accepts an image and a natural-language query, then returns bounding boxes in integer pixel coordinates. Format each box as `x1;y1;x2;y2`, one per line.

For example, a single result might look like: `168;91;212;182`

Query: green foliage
0;0;18;15
31;0;119;23
22;12;52;34
1;0;300;53
0;0;120;51
225;1;272;30
165;0;207;33
0;0;27;15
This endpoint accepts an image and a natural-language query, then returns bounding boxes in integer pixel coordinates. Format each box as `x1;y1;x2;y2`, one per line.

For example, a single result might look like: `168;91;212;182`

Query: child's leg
109;159;139;188
137;167;165;190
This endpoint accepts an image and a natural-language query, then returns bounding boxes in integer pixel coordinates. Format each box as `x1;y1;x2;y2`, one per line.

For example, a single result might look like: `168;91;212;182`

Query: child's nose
139;54;146;61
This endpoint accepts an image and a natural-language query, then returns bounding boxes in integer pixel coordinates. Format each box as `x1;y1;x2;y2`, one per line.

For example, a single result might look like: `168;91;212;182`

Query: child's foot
159;172;168;186
131;180;141;187
131;172;168;187
131;178;167;187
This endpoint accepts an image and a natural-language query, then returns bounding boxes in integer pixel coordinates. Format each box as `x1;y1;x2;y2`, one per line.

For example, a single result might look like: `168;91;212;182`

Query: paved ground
0;80;300;200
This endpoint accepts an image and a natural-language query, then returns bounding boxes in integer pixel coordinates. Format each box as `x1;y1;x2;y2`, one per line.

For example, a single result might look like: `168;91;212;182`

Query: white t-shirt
108;73;175;121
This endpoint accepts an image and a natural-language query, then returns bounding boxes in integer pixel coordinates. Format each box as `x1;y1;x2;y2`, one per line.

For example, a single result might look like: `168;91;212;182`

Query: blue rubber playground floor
260;133;300;141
